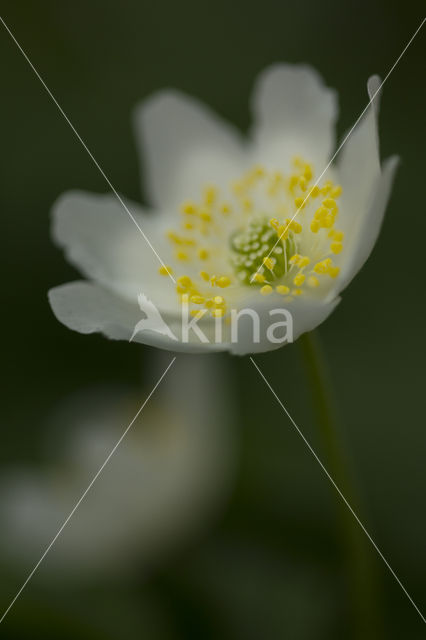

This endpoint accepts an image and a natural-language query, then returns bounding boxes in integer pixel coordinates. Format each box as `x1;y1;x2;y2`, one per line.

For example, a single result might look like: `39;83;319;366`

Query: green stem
299;331;383;639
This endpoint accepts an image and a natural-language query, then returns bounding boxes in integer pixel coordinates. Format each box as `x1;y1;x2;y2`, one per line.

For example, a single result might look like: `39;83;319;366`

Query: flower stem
299;330;383;639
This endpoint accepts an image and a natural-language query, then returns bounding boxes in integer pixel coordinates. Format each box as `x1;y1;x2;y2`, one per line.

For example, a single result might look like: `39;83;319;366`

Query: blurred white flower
49;64;397;355
0;356;236;583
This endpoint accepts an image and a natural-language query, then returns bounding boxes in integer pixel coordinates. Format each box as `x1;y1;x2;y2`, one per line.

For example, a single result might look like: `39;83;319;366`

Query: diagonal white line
251;15;426;283
0;15;176;284
0;356;176;625
250;356;426;625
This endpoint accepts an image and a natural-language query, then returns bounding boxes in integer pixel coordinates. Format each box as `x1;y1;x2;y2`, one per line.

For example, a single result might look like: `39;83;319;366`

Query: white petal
48;281;228;353
133;90;246;210
228;293;341;355
250;64;337;171
336;75;382;232
49;280;140;339
326;76;399;297
52;190;180;311
330;156;399;298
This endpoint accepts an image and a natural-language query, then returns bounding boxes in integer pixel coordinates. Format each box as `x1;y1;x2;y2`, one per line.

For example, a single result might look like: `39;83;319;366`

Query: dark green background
0;1;425;638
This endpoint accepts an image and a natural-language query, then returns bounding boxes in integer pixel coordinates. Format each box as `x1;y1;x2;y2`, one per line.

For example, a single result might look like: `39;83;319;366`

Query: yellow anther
197;248;209;260
289;254;301;265
252;164;265;178
191;309;206;318
307;276;320;288
330;185;342;198
167;230;180;244
190;295;205;304
292;288;303;296
199;209;212;222
204;299;214;308
310;220;320;233
323;198;337;209
177;276;192;288
200;270;210;282
303;164;313;180
180;201;197;215
314;206;328;220
276;285;290;295
260;285;273;296
293;156;304;168
314;261;329;274
277;224;289;239
331;242;343;254
289;175;299;192
210;275;217;286
294;197;306;209
309;185;320;198
293;273;305;286
203;185;217;205
298;176;307;191
290;220;302;233
213;295;225;305
182;237;196;246
269;218;279;230
220;203;232;216
330;230;344;242
217;276;231;288
323;214;334;228
183;221;195;230
211;308;225;319
242;198;253;212
263;257;275;270
176;250;189;261
253;273;266;283
328;266;340;278
298;256;310;268
320;181;333;195
158;265;173;276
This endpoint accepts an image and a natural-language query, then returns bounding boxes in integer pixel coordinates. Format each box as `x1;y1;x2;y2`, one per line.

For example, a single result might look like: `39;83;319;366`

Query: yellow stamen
217;276;231;288
263;257;275;270
276;285;290;295
330;185;342;198
177;276;192;287
158;265;173;276
211;308;225;318
294;197;306;209
260;285;273;296
180;201;197;215
328;266;340;278
298;256;310;268
197;248;209;260
176;251;189;261
331;242;343;254
323;198;337;209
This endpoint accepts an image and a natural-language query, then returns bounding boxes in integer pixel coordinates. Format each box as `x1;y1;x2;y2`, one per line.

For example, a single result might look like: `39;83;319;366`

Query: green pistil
230;218;295;286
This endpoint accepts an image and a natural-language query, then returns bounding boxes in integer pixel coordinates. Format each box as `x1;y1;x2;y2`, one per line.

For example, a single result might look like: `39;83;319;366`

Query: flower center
230;218;295;286
157;157;345;318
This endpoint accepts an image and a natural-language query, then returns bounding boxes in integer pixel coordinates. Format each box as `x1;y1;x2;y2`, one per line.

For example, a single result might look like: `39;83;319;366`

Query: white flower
49;64;398;355
0;356;236;582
